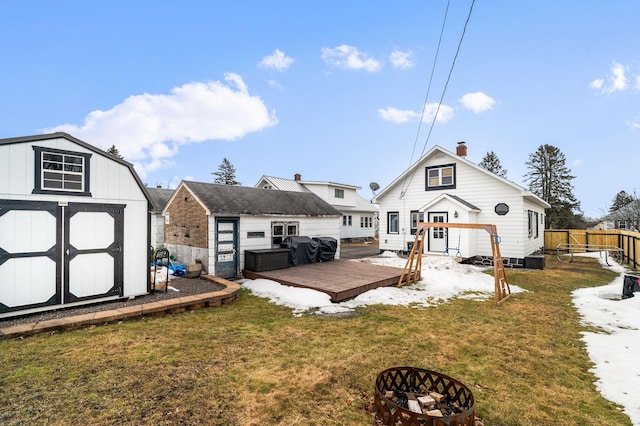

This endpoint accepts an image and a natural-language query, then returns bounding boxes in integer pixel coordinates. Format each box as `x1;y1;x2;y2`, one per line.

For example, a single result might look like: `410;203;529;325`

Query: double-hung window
410;210;424;234
387;212;399;234
425;164;456;191
33;146;92;196
272;221;299;247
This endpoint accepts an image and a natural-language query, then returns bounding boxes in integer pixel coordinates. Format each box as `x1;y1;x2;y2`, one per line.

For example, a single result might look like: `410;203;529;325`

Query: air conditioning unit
524;255;545;270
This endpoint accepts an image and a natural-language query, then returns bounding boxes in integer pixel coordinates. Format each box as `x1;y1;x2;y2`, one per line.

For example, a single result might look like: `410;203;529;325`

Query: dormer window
334;188;344;198
33;146;92;196
425;164;456;191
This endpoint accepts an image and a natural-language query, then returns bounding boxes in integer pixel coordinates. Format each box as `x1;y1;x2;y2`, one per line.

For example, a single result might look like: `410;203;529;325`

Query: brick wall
164;186;208;248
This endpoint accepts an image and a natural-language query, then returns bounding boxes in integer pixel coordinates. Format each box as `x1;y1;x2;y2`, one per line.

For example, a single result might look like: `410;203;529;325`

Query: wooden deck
242;260;404;302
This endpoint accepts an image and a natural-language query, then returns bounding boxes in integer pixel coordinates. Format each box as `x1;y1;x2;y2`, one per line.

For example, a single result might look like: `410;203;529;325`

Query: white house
255;174;378;241
0;132;151;318
373;142;550;266
147;186;174;249
162;181;341;279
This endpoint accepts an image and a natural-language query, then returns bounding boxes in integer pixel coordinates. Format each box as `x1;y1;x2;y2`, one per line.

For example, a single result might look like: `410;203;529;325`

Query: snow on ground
240;251;640;425
572;253;640;425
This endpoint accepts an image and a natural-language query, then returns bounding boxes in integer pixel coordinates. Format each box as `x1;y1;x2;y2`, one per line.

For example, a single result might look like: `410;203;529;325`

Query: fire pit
374;366;476;426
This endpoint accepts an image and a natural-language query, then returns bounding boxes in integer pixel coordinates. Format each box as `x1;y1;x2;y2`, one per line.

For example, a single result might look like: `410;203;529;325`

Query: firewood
407;399;422;414
384;390;394;399
429;391;445;402
425;409;443;417
417;395;436;406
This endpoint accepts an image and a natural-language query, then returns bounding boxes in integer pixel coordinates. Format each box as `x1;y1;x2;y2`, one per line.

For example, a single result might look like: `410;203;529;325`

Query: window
334;188;344;199
410;210;424;234
33;146;92;196
247;231;265;238
361;216;373;228
342;215;352;226
271;221;299;247
387;212;399;234
425;164;456;191
528;210;539;238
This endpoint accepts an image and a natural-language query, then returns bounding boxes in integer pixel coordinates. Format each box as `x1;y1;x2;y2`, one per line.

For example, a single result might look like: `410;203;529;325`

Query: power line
400;0;476;197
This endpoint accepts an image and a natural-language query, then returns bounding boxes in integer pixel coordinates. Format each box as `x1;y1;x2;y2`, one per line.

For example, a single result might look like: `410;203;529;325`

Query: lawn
0;255;632;425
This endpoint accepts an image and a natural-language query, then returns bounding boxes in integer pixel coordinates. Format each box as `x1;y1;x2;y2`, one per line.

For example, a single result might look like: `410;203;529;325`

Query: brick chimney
456;141;467;157
294;173;301;181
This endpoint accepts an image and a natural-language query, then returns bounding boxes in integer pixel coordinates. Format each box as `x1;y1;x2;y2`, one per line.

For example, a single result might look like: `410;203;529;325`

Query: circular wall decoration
495;203;509;215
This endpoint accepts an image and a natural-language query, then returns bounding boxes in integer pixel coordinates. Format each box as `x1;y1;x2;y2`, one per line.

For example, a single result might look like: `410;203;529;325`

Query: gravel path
0;276;226;329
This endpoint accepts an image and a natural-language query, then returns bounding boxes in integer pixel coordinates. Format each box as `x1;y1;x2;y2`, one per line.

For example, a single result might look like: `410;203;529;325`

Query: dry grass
0;255;632;425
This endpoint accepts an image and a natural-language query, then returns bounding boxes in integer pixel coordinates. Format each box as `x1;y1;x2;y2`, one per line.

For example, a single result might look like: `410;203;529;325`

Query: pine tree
212;158;241;185
524;144;581;229
479;151;507;178
609;190;635;213
106;145;123;159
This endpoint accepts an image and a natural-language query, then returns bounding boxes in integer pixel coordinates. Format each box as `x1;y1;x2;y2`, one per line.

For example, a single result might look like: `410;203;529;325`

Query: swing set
398;222;512;304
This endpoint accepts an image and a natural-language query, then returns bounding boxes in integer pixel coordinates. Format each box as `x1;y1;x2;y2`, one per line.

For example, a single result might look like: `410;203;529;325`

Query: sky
1;1;639;218
239;252;640;425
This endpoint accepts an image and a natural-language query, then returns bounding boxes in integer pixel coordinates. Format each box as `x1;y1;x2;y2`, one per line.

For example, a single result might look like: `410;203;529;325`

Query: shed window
528;210;539;238
410;210;424;234
425;164;456;191
334;188;344;199
33;146;92;196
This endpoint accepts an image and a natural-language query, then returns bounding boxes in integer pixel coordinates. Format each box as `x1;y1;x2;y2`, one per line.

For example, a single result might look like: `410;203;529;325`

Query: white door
428;212;448;253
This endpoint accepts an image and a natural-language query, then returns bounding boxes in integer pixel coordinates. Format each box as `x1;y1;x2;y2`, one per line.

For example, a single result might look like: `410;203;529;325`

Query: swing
443;228;462;258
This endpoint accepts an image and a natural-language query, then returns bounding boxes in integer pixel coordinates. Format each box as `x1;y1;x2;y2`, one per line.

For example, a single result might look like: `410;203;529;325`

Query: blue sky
1;1;638;218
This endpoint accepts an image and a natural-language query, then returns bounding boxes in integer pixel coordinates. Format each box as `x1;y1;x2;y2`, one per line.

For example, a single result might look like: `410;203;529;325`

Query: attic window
425;164;456;191
32;146;92;196
334;188;344;199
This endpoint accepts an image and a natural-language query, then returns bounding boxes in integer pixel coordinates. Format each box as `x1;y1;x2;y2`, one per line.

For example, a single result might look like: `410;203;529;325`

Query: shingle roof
183;181;341;216
147;187;174;213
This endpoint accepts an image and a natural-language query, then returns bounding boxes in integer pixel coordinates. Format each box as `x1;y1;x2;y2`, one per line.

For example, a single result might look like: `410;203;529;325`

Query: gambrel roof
166;181;341;217
373;145;550;209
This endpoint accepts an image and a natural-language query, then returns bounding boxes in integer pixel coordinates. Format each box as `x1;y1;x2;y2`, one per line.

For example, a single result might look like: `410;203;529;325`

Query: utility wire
406;0;451;169
400;0;476;197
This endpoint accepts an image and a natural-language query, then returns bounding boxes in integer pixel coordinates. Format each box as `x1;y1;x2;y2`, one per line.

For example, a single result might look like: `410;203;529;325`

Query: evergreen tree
609;190;635;213
212;158;241;185
479;151;507;178
106;145;123;159
524;144;581;229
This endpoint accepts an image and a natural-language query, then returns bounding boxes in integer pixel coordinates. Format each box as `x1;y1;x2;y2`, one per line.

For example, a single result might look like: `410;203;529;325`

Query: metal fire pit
374;366;476;426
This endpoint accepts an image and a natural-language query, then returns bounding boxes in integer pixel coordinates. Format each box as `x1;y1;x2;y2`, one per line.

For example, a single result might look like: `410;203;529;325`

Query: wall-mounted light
454;210;459;218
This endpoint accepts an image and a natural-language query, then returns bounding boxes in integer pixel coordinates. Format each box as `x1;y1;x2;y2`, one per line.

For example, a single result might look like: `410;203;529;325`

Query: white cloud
378;107;420;123
627;117;640;130
320;45;381;72
389;49;414;70
590;78;604;90
258;49;294;71
592;62;628;94
423;102;455;123
378;103;454;124
460;92;496;113
45;74;278;178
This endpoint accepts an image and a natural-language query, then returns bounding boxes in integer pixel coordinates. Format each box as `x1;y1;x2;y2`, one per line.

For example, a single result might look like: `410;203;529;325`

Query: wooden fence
544;229;640;271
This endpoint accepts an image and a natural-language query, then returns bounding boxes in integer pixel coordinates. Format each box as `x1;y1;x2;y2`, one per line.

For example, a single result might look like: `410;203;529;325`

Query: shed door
0;200;61;314
428;212;448;253
64;203;125;303
0;200;125;316
215;218;239;279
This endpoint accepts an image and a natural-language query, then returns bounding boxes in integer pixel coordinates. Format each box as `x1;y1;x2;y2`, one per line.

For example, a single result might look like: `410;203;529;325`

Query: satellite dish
369;182;380;193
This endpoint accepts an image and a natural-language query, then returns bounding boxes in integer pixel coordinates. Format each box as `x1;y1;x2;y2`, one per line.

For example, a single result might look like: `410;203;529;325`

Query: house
373;142;550;266
606;200;640;231
255;174;378;242
162;181;342;278
0;132;151;318
147;186;174;249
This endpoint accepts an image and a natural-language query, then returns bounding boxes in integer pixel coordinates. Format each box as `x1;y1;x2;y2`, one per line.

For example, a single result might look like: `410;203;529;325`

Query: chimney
456;141;467;157
294;173;301;181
